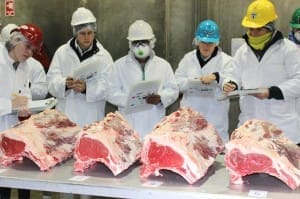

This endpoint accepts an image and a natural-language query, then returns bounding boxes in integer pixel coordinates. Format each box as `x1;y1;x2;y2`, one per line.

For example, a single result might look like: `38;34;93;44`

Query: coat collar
69;37;100;62
243;30;283;61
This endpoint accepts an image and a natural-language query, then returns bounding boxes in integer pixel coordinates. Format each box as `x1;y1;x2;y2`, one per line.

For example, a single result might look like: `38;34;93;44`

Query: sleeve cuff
229;80;238;90
213;72;220;83
268;86;284;100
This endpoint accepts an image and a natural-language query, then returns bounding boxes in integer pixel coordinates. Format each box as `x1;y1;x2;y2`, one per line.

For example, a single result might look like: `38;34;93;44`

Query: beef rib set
140;107;224;184
0;109;80;171
225;119;300;190
73;111;142;175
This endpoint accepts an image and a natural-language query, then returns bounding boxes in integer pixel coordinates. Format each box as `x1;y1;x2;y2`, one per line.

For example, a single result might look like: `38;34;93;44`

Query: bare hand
249;88;269;100
223;82;237;93
66;77;74;89
12;94;28;110
71;79;86;93
146;93;161;105
200;74;216;84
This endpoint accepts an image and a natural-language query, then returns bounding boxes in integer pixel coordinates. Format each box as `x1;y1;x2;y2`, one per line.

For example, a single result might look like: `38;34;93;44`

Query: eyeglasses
132;40;150;46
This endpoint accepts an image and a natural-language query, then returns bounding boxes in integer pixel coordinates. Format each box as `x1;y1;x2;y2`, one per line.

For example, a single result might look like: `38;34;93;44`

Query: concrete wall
2;0;298;63
1;0;299;132
198;0;300;54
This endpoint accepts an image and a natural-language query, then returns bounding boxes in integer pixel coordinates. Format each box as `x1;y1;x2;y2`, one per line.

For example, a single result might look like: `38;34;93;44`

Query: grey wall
2;0;298;63
1;0;299;132
198;0;300;54
1;0;299;63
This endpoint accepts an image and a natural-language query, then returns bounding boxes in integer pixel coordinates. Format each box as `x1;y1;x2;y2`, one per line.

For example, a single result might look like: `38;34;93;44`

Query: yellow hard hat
242;0;278;28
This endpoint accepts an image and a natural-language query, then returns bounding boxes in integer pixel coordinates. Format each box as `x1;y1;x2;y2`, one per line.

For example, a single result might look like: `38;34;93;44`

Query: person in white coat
175;19;233;143
288;8;300;121
47;7;113;128
223;0;300;145
108;20;179;139
0;24;47;199
0;24;47;131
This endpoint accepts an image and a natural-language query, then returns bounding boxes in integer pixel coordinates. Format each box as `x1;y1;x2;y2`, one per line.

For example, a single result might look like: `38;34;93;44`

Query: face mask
294;31;300;42
132;42;151;59
247;32;272;50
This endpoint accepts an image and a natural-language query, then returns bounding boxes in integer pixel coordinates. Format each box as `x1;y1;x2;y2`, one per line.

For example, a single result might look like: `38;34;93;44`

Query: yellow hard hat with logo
242;0;278;28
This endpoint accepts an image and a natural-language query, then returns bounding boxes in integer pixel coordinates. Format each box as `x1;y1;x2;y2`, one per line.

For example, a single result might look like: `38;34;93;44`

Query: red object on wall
5;0;15;16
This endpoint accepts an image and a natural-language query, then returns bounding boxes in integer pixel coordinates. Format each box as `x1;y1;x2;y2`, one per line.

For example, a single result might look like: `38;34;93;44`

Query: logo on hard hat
251;12;257;20
204;25;215;36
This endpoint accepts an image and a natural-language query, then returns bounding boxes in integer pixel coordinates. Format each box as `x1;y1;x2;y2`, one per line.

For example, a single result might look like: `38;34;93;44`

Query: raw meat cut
0;109;80;171
140;107;224;184
74;111;142;176
225;119;300;189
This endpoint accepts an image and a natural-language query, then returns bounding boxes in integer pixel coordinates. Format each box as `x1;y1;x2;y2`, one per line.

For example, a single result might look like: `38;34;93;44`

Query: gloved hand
223;82;237;93
200;74;216;84
146;93;161;105
12;94;28;110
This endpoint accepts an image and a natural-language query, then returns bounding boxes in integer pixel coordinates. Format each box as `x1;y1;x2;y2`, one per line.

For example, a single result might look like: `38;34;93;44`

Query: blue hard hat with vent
195;19;220;43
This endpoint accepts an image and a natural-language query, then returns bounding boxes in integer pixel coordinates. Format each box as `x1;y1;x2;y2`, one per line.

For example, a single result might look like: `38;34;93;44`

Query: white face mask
294;31;300;42
132;42;151;59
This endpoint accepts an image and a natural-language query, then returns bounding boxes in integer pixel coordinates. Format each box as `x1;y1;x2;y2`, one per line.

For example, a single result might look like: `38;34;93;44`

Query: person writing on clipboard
175;19;233;143
107;20;178;139
223;0;300;146
0;24;47;131
47;7;113;127
0;24;47;199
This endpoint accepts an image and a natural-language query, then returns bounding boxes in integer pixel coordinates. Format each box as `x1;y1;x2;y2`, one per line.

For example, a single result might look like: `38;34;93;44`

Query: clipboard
12;97;58;113
72;60;99;80
187;79;218;96
217;88;266;101
124;80;161;114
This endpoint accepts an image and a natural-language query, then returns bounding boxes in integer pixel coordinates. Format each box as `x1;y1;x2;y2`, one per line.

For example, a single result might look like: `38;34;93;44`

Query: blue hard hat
195;19;220;43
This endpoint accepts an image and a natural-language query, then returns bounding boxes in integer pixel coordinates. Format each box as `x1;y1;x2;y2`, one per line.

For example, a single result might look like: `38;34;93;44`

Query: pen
19;80;30;95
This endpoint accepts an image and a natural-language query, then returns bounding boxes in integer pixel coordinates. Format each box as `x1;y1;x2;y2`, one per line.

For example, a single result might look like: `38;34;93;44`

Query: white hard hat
0;23;18;42
127;20;155;41
71;7;96;26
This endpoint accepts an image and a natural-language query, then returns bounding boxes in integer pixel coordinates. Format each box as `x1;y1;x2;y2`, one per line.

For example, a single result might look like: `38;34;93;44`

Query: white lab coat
47;39;113;127
175;49;232;142
0;45;47;131
108;52;179;138
293;43;300;119
224;37;300;143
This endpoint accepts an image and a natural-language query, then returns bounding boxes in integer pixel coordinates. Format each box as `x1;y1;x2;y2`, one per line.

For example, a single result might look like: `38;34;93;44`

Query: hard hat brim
196;36;219;44
127;36;154;41
290;23;300;29
242;18;264;28
242;15;278;28
71;19;96;26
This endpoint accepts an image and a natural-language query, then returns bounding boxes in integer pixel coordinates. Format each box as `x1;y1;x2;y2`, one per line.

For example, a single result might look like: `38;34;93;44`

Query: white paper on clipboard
187;79;218;97
217;88;267;101
124;80;161;114
12;97;58;113
72;60;98;80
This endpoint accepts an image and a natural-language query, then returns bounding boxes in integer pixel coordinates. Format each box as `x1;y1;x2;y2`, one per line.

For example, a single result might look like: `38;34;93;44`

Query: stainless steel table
0;155;299;199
